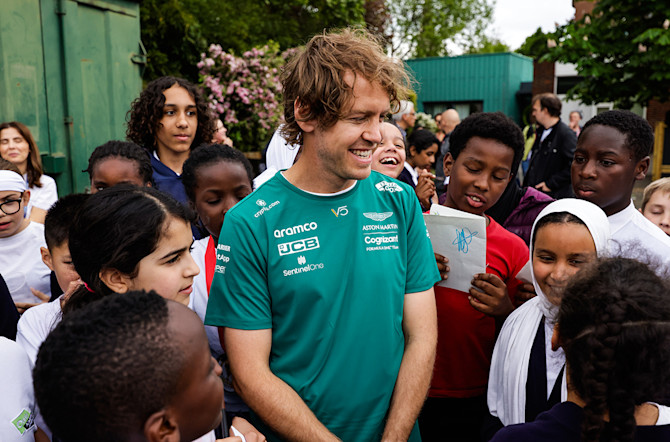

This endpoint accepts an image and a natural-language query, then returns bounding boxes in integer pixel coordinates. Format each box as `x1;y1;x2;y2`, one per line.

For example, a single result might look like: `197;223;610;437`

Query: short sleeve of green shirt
402;180;441;294
204;204;272;330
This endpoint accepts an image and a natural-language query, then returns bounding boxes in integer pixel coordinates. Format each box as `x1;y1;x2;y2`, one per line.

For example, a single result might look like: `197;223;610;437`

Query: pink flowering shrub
198;42;295;151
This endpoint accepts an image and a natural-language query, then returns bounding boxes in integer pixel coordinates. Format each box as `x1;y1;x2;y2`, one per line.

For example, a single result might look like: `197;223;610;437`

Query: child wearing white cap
0;161;50;313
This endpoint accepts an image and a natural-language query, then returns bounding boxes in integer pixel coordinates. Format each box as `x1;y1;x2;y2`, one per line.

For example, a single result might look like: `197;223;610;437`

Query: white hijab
488;199;610;426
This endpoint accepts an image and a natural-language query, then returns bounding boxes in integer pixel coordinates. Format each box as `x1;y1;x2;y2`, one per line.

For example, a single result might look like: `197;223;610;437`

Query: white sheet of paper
516;260;533;284
424;204;487;293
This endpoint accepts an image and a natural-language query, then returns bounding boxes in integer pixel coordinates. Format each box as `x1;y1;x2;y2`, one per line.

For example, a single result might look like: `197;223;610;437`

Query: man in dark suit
523;93;577;199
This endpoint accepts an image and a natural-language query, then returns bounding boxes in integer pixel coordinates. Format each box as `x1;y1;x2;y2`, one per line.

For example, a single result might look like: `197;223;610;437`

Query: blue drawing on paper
453;228;478;253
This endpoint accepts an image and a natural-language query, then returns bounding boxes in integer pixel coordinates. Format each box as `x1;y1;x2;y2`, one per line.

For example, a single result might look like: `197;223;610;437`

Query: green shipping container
406;52;533;123
0;0;144;194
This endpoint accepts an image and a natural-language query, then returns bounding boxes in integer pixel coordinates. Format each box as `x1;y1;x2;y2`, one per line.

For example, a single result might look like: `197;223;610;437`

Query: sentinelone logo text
283;262;325;277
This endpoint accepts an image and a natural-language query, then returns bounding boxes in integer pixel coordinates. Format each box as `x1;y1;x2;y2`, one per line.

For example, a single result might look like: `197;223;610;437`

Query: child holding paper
419;112;530;442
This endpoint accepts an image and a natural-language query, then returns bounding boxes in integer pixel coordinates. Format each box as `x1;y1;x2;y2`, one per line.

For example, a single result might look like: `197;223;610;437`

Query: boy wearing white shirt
572;110;670;268
17;194;88;364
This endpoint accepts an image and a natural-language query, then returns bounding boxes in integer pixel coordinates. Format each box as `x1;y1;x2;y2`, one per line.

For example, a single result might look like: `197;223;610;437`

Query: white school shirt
403;161;419;185
608;200;670;270
25;174;57;216
17;296;63;364
265;127;298;171
0;222;51;304
0;337;38;440
190;237;224;357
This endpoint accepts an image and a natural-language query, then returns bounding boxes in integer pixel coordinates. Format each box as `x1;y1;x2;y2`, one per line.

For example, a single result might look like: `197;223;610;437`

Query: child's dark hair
407;129;439;155
125;76;215;153
65;185;194;314
182;143;254;202
531;211;585;249
581;110;653;162
34;290;183;442
0;157;21;175
84;140;153;185
449;112;524;175
558;257;670;442
44;194;90;250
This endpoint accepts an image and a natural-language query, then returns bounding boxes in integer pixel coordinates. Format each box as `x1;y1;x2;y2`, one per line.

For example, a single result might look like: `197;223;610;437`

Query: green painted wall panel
0;0;50;153
0;0;142;194
60;0;142;193
406;53;533;123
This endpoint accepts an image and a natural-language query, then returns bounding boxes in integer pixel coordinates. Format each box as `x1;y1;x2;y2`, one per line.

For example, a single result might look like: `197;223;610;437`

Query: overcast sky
491;0;576;50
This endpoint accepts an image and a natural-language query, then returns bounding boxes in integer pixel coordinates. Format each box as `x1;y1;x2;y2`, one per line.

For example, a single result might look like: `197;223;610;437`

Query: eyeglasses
0;194;23;215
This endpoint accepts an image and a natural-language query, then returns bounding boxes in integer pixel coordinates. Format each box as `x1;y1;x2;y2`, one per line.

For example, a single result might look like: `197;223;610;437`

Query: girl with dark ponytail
64;184;199;314
492;257;670;442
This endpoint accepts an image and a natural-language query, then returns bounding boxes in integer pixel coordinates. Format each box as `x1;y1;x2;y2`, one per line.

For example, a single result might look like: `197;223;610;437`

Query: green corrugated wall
406;52;533;123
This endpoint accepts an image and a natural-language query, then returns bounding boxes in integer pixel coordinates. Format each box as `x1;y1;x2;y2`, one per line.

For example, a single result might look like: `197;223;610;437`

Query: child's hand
468;273;514;318
535;182;551;193
434;253;450;280
416;169;437;209
514;282;536;307
225;417;266;442
61;279;84;305
15;288;51;314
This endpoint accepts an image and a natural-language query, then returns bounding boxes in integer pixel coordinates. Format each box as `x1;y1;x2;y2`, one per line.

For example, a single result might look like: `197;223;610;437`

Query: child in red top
181;143;254;421
419;112;530;442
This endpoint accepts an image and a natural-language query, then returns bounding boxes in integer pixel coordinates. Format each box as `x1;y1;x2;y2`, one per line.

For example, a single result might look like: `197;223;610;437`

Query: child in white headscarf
486;199;610;432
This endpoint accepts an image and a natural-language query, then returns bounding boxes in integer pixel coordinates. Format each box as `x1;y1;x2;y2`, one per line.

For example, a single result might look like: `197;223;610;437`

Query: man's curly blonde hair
280;28;412;146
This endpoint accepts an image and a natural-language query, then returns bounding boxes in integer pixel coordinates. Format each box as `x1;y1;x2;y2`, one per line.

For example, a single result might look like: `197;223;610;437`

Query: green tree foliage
544;0;670;107
140;0;206;82
141;0;368;82
385;0;493;59
465;36;510;54
516;27;552;58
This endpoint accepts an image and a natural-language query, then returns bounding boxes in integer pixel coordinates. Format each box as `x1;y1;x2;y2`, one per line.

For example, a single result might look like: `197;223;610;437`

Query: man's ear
443;153;454;177
294;98;316;133
551;323;561;351
144;410;179;442
98;268;131;294
635;155;650;180
40;247;55;272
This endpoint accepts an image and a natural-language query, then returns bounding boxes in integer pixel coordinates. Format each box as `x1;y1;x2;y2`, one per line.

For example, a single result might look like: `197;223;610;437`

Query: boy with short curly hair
421;112;529;441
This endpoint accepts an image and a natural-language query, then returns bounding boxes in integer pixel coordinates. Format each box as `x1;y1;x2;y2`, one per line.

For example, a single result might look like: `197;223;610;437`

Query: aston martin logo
363;212;393;222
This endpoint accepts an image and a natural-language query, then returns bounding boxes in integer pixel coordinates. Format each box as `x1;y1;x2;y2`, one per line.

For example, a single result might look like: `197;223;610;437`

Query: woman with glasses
0;160;51;313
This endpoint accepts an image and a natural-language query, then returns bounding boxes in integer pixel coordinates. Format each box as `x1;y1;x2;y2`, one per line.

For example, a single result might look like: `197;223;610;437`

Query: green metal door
0;0;143;194
0;0;51;171
57;0;143;193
